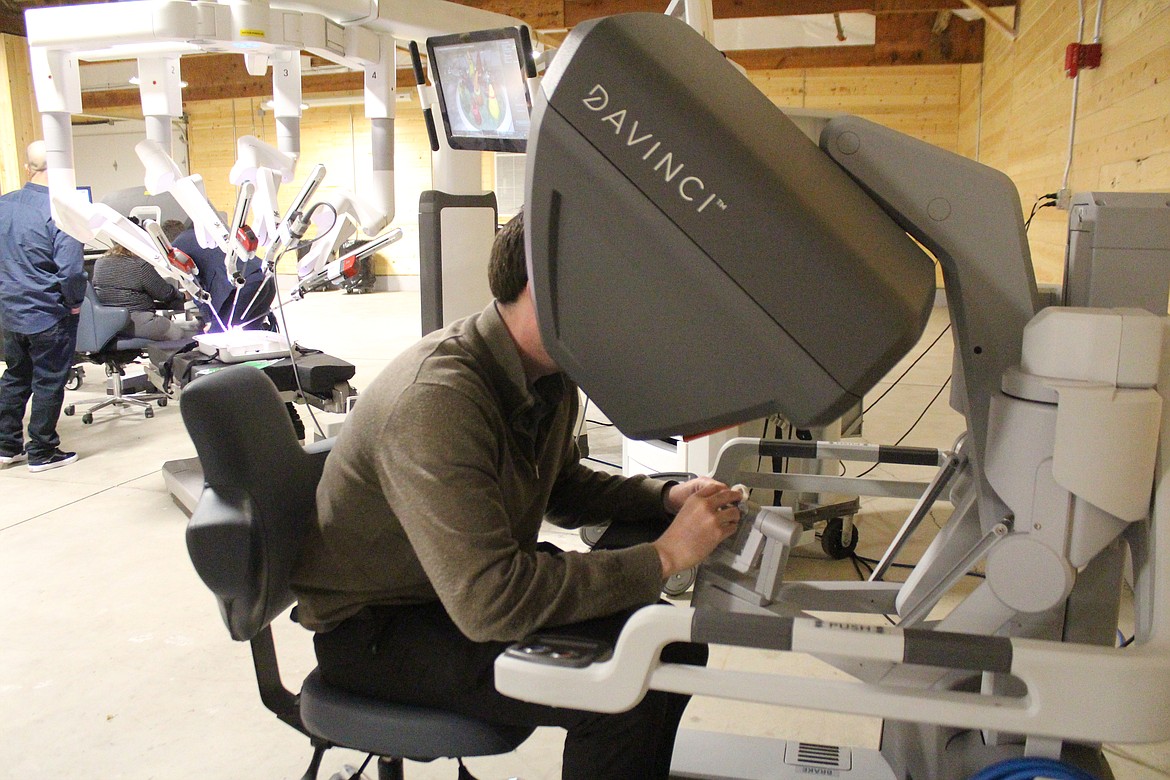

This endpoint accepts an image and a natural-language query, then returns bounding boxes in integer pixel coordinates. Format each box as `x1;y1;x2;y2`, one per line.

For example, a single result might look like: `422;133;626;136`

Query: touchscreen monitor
427;27;532;153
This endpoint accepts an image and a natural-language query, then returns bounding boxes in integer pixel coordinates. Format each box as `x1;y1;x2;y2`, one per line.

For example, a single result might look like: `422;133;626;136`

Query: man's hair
488;211;527;304
25;141;47;174
162;219;186;243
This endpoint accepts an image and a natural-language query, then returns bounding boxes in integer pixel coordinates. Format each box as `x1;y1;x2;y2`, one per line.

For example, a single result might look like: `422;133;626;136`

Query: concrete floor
2;289;1168;780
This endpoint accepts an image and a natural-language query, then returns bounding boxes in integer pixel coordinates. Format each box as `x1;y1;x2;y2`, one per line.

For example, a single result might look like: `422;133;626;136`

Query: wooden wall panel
0;33;39;194
955;63;982;158
958;1;1170;285
751;64;963;151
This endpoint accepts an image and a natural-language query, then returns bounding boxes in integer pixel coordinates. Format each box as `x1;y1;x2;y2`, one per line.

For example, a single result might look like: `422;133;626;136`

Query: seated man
91;242;200;342
169;222;273;332
291;212;742;780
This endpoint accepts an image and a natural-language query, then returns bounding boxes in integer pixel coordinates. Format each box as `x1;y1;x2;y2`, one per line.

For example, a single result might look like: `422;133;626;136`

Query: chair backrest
76;281;131;354
182;364;332;641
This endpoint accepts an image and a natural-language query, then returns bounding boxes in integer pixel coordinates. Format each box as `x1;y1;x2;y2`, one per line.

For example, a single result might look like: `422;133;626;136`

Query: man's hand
663;476;725;514
653;481;743;579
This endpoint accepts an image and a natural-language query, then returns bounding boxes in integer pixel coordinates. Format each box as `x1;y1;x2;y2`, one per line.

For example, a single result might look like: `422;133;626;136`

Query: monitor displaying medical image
427;27;532;153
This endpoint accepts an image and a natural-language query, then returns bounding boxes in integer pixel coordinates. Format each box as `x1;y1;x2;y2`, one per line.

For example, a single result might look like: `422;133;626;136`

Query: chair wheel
65;368;83;391
579;524;607;548
663;567;696;597
145;407;154;418
156;397;168;407
64;405;75;416
82;413;93;425
820;517;859;560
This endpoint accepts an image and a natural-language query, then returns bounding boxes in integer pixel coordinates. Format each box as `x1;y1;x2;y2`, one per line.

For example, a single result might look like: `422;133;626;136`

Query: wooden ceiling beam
0;11;24;37
874;0;1013;11
456;0;1014;25
81;54;420;111
562;0;873;24
461;1;995;67
448;1;565;29
874;9;982;63
476;1;878;28
714;1;870;16
727;10;981;68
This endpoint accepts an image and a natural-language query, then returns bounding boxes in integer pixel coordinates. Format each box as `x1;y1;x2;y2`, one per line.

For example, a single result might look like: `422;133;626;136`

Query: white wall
72;118;189;204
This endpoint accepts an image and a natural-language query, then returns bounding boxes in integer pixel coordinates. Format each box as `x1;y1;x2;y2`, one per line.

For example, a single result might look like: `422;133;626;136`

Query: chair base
377;756;405;780
297;745;402;780
63;363;167;424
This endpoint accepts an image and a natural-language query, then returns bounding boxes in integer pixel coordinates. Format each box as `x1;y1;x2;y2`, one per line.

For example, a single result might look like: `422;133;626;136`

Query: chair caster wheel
145;407;154;419
157;398;168;407
82;413;93;425
820;517;858;560
579;524;607;548
663;566;697;597
64;405;75;416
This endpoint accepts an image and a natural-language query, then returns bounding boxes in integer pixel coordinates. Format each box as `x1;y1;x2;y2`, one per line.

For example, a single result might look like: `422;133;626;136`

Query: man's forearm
546;464;670;528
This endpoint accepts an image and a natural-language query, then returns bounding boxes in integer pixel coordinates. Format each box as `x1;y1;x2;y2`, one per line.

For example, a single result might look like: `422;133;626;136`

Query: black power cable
852;376;952;479
1024;192;1059;232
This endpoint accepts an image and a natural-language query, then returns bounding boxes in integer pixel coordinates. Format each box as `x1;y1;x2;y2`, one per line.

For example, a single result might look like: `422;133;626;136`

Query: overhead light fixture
127;76;188;88
261;100;311;111
713;14;875;50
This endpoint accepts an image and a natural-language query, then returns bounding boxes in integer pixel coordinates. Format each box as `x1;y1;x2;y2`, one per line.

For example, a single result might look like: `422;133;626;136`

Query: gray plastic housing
1063;192;1170;315
524;13;934;439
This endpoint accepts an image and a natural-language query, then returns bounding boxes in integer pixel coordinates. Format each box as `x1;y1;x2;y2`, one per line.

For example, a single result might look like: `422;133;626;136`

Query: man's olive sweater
291;302;669;642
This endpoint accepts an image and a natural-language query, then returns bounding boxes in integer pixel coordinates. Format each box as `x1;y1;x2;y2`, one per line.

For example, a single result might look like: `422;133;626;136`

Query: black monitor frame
426;27;532;153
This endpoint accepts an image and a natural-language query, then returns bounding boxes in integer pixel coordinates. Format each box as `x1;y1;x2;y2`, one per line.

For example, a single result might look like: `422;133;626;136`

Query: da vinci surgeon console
496;13;1170;780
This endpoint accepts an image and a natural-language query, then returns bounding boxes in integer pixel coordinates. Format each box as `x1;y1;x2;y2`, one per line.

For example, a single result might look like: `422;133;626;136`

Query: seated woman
92;243;201;341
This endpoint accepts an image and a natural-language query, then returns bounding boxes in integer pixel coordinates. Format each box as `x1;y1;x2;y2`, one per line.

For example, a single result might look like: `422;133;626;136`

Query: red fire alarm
1065;42;1103;78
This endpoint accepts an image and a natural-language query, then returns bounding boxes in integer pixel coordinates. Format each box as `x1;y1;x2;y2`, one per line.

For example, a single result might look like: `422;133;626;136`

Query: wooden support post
0;33;39;194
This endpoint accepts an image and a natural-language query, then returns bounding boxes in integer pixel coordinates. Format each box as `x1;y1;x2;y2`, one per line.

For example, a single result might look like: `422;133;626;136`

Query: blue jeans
0;315;79;460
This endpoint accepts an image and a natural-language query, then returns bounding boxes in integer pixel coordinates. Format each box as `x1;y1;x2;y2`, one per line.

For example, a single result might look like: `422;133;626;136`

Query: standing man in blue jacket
0;141;85;472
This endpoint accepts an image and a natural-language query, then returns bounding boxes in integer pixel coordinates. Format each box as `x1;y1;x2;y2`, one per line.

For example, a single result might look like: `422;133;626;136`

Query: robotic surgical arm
289;225;404;300
137;138;264;290
293;189;395;286
158;129;390;313
225;133;397;298
138;139;241;256
230;135;296;250
50;192;208;305
262;162;327;274
138;132;335;316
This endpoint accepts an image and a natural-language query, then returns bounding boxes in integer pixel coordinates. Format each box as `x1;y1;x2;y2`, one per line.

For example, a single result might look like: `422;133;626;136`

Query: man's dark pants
0;315;79;459
314;601;705;780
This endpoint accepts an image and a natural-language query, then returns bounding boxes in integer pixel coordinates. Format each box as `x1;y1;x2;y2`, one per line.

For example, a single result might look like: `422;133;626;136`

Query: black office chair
64;282;168;424
182;365;533;780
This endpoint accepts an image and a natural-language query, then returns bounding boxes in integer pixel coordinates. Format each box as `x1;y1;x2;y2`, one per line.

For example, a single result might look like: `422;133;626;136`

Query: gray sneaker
28;449;78;473
0;448;27;466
